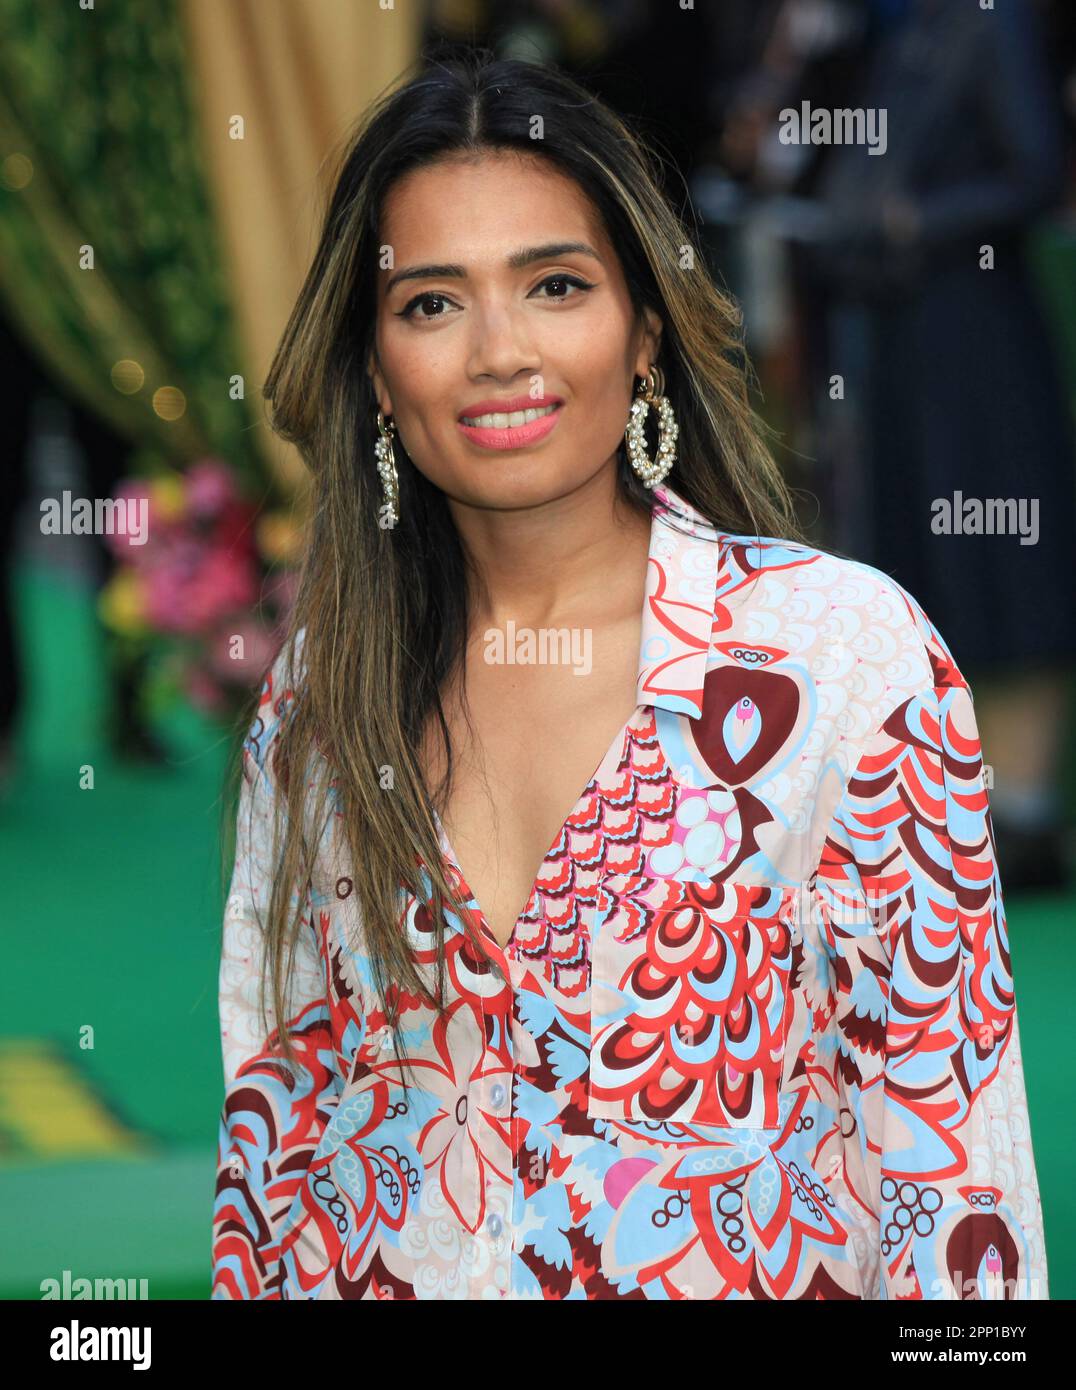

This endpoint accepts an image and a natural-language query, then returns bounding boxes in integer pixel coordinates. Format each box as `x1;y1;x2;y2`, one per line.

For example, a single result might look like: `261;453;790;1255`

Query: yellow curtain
180;0;423;496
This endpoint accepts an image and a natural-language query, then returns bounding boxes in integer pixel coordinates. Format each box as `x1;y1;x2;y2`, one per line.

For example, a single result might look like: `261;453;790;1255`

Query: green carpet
0;560;1071;1299
1;562;231;1299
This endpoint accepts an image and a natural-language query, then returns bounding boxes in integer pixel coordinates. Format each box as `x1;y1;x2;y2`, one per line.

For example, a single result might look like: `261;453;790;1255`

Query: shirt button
490;1082;506;1108
486;1213;503;1238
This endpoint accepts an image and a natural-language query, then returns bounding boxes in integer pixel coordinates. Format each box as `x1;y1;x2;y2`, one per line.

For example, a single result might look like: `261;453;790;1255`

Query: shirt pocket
587;872;799;1129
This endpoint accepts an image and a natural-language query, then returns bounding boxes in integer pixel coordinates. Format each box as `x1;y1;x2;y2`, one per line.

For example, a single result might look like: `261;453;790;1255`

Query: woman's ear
367;351;392;416
635;307;664;378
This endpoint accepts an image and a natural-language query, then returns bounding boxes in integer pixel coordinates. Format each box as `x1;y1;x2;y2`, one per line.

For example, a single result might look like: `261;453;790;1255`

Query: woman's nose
465;304;539;380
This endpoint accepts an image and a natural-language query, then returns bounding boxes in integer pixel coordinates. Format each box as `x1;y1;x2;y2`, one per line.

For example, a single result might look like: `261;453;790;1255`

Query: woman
212;53;1048;1301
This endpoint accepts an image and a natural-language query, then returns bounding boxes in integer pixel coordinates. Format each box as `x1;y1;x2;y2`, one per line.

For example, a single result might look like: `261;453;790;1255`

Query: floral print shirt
212;481;1049;1300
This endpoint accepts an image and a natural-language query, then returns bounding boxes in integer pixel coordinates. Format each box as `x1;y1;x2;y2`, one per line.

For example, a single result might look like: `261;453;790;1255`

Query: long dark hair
222;49;802;1079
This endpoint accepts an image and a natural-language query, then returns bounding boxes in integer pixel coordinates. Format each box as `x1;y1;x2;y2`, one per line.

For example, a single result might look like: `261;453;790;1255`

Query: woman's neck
450;467;652;631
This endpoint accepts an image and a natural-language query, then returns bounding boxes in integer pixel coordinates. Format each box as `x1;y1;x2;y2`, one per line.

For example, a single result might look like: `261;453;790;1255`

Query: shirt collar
635;481;722;720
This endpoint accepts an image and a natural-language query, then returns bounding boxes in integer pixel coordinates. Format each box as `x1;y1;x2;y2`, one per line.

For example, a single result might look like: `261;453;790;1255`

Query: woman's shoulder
717;530;966;694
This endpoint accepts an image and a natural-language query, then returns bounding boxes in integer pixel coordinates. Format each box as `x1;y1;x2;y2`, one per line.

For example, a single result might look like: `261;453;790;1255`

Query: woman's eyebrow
383;241;603;294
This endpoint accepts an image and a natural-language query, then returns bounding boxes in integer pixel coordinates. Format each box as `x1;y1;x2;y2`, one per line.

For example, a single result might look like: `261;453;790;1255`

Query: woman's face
368;150;662;512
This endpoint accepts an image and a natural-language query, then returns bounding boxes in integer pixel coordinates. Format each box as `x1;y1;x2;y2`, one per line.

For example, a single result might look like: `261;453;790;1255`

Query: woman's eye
397;292;455;322
397;274;594;322
532;273;595;301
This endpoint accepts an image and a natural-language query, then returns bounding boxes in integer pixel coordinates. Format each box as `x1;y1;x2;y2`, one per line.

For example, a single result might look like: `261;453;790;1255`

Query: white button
486;1213;503;1238
490;1082;506;1108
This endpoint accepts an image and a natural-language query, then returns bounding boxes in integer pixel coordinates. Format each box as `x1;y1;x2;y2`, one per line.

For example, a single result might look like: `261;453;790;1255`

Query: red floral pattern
589;875;796;1127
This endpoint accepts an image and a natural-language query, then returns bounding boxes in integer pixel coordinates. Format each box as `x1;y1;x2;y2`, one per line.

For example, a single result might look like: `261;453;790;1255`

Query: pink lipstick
457;395;563;451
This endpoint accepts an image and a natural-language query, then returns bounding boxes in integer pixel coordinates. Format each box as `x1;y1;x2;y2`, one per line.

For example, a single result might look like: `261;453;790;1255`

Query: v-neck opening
432;710;639;955
422;480;724;956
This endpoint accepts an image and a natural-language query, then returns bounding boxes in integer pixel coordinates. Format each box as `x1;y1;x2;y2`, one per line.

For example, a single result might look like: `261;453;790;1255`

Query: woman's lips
457;403;562;450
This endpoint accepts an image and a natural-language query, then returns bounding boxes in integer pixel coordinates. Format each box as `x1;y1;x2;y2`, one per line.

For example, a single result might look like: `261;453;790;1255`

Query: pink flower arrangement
99;457;298;715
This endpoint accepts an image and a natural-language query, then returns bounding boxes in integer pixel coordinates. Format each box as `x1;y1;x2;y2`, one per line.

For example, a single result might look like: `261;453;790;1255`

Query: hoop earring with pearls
624;365;677;488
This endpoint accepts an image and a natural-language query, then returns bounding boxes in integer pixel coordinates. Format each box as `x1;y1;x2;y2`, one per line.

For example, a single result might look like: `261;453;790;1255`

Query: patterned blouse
212;481;1049;1300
